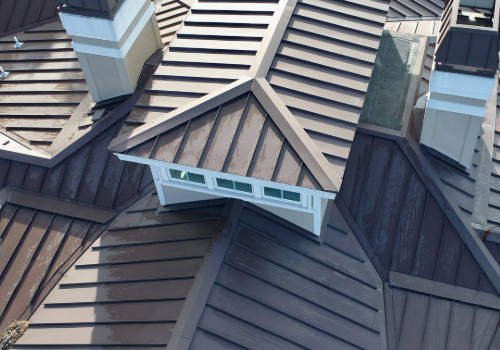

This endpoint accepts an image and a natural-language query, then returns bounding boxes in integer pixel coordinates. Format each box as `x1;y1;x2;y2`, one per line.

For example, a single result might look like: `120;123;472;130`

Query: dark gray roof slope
0;0;58;38
13;194;224;349
264;0;388;177
387;0;444;21
187;202;386;350
385;282;500;350
14;196;387;350
126;91;323;190
337;128;500;294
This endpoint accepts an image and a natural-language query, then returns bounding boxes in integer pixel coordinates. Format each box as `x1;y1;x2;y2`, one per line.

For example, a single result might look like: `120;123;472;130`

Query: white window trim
213;177;254;196
116;154;336;235
167;169;208;187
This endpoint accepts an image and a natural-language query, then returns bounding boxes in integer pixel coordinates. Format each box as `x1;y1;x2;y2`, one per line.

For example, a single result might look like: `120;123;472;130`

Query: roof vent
14;37;23;48
419;0;499;168
0;67;9;79
58;0;162;103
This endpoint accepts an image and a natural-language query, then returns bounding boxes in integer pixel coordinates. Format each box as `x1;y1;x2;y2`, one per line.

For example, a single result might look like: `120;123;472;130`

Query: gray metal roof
109;0;391;192
338;127;500;293
0;0;58;38
13;194;387;350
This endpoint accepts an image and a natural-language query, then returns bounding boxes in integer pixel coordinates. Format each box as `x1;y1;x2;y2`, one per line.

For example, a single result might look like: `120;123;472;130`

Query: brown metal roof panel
57;142;93;200
32;299;184;324
225;94;267;176
96;219;217;246
0;0;57;38
273;86;360;124
296;164;322;190
76;239;210;266
397;291;430;349
302;0;388;22
136;93;200;109
292;107;356;141
0;203;17;236
15;323;174;346
191;329;247;350
246;117;284;181
456;245;482;290
207;284;362;350
146;78;228;95
272;140;302;185
61;259;202;285
197;96;248;171
3;161;28;188
48;279;194;304
308;131;352;160
176;108;220;168
271;55;370;92
150;123;188;163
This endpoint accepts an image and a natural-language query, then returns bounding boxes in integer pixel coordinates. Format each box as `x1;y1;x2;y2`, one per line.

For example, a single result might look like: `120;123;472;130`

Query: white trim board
116;153;336;235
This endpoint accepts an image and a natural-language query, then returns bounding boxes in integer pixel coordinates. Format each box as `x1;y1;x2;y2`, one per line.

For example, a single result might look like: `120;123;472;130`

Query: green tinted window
216;178;234;190
188;172;205;184
234;181;252;193
170;169;187;181
283;190;300;202
170;169;205;184
216;178;252;194
264;187;281;199
264;187;301;203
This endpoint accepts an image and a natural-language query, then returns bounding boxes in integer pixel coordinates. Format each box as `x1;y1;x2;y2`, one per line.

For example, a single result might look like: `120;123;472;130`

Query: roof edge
251;78;341;192
108;77;254;153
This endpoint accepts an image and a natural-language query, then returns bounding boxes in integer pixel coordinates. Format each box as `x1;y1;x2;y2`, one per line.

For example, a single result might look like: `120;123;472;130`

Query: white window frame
213;177;254;196
115;154;336;236
167;168;207;187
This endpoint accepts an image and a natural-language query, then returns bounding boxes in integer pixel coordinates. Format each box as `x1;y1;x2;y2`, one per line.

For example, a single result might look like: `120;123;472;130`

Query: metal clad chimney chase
57;0;162;103
420;0;499;169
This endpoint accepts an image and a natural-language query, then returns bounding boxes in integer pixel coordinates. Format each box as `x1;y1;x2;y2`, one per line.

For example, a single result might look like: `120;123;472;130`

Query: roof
0;21;88;154
0;1;190;167
385;274;500;349
0;114;156;334
13;194;387;350
124;91;325;190
0;0;58;38
108;0;391;192
337;126;500;293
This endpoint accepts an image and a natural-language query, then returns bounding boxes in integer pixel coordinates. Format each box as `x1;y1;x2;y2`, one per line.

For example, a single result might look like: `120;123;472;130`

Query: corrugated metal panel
11;195;225;348
189;202;386;350
265;0;390;177
385;286;500;350
338;130;499;294
0;0;58;38
145;91;322;189
118;0;276;137
0;21;87;151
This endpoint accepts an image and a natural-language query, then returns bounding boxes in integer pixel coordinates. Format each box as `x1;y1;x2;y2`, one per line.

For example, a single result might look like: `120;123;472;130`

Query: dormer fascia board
116;153;336;236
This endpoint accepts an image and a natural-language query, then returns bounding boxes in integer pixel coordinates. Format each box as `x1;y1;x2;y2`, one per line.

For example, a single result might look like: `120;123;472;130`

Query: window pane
188;172;205;184
235;181;252;193
216;178;234;190
264;187;282;199
170;169;187;181
283;190;300;202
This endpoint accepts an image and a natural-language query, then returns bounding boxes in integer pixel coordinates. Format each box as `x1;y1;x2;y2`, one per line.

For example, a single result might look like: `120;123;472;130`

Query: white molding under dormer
116;153;336;235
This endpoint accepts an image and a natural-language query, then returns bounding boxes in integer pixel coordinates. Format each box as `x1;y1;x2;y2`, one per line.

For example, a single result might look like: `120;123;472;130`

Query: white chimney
58;0;163;102
420;0;499;168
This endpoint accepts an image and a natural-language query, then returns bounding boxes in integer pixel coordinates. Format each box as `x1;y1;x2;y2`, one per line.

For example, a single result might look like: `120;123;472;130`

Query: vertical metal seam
197;105;222;168
419;295;433;350
370;141;397;248
2;0;17;31
18;163;29;191
0;205;19;240
30;217;75;305
445;300;456;350
110;160;128;209
20;0;33;26
433;218;448;281
55;158;70;198
91;152;111;206
0;209;38;283
354;134;375;221
411;190;430;276
221;92;252;173
0;213;55;325
35;166;48;193
390;171;413;272
0;160;11;188
455;242;465;286
74;138;97;202
172;119;192;164
396;288;410;350
470;305;478;350
147;135;161;160
36;0;46;21
246;114;269;178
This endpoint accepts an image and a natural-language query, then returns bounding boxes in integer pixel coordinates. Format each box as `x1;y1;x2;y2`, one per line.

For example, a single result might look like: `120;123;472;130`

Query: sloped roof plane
109;0;391;193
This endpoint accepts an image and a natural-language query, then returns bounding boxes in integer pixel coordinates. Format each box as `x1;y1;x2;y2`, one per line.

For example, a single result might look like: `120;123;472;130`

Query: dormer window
216;178;253;194
263;187;301;204
169;169;206;185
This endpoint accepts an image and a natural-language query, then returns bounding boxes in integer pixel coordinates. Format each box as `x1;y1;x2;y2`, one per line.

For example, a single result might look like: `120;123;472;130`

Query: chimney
57;0;163;103
420;0;499;169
